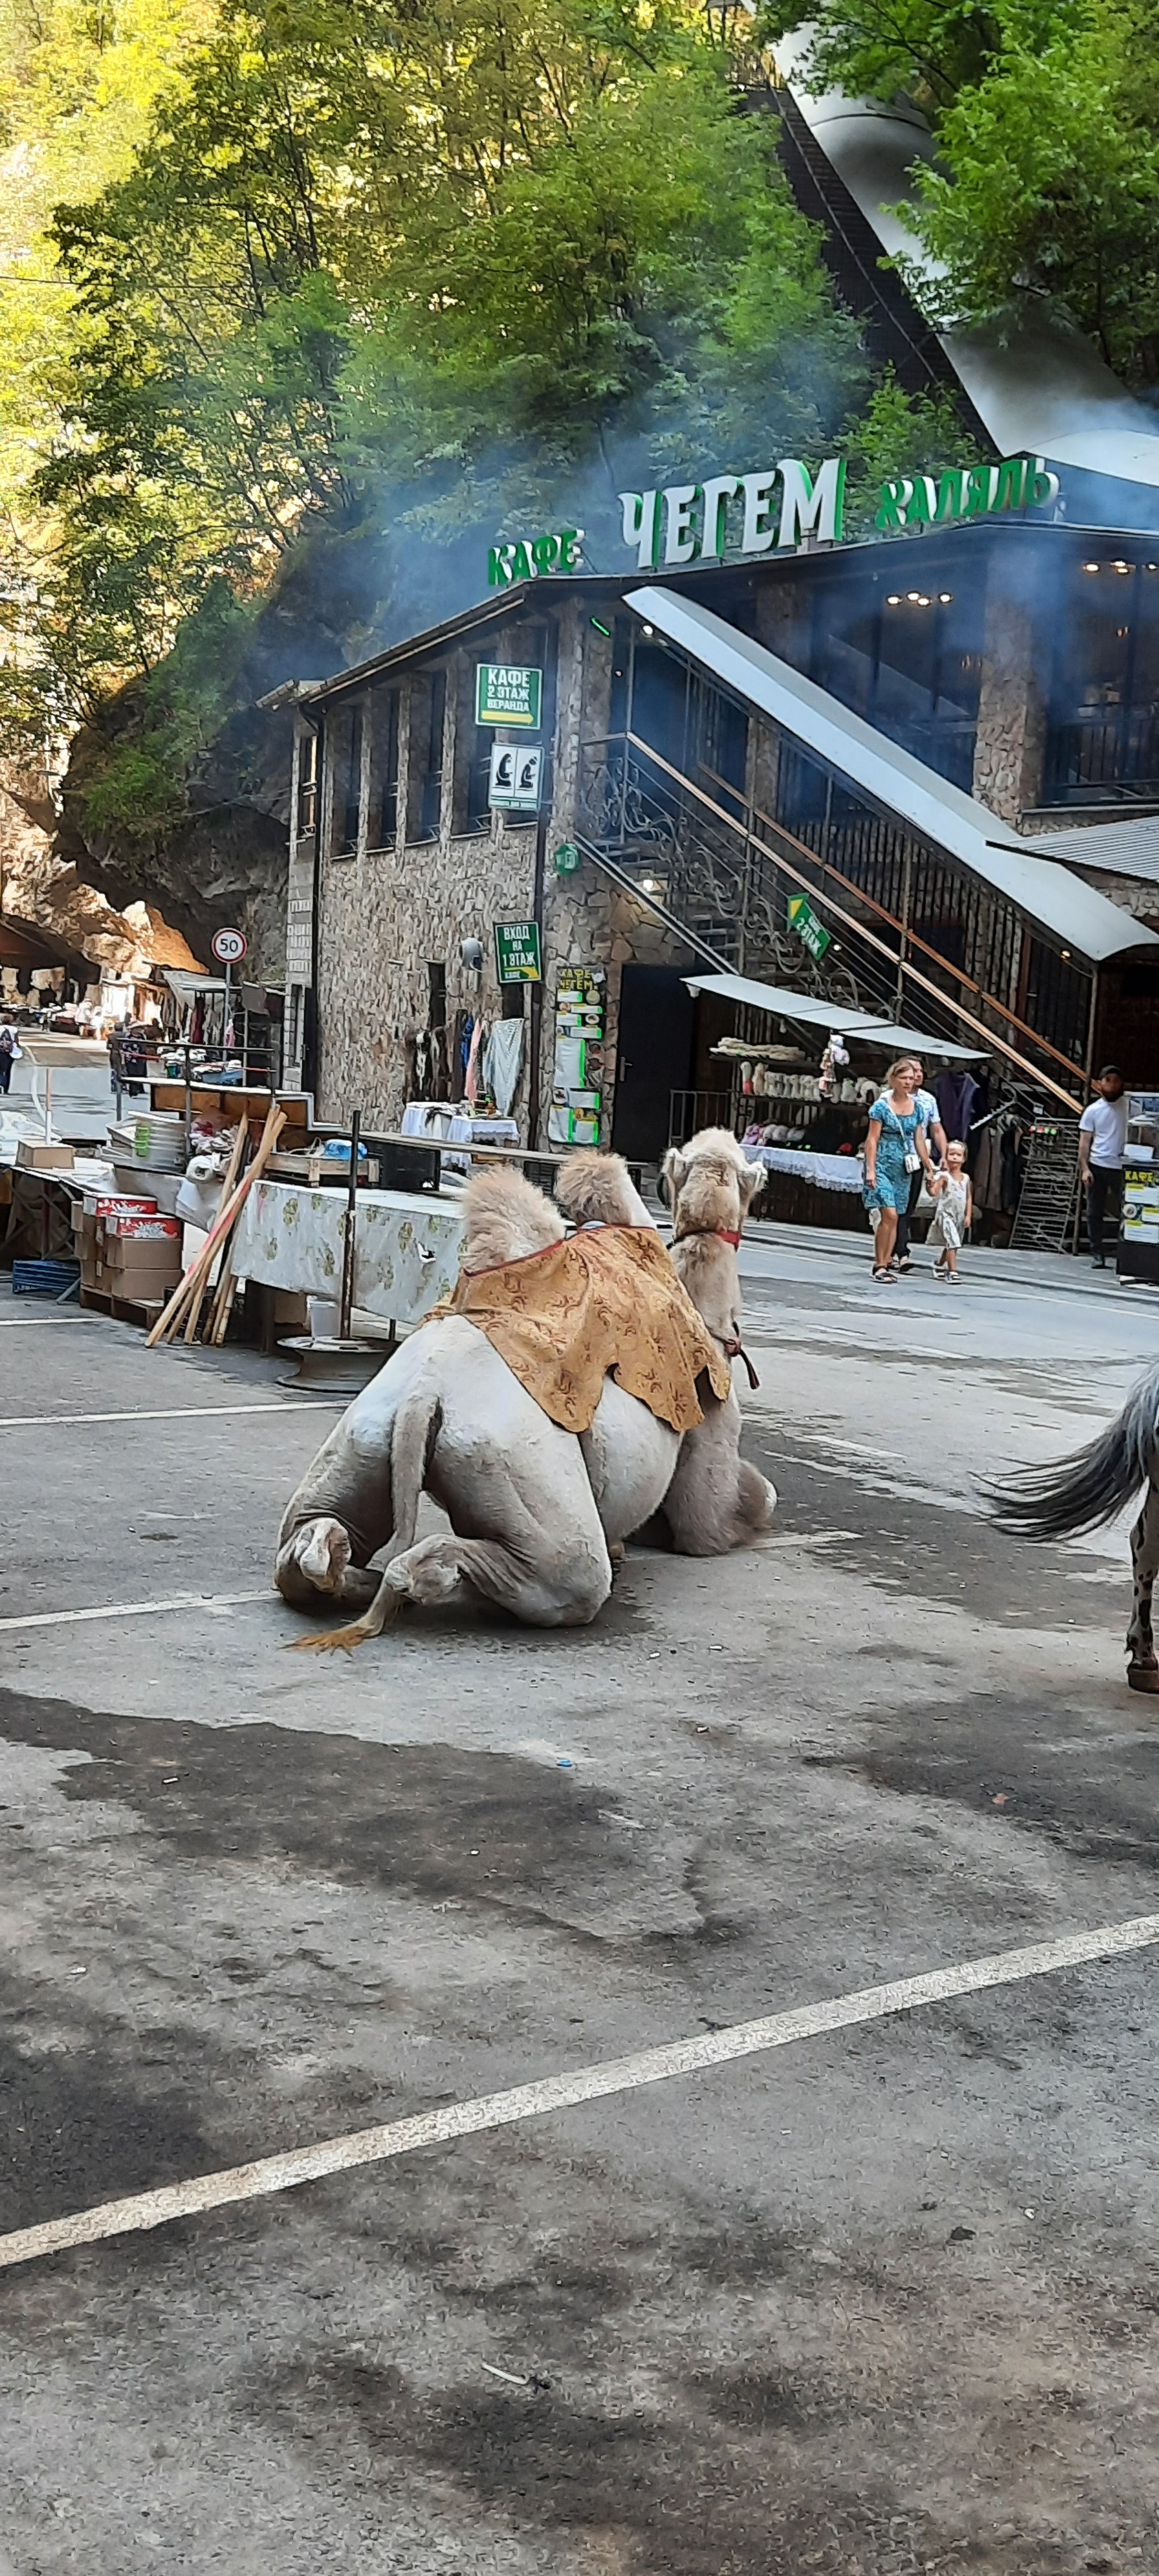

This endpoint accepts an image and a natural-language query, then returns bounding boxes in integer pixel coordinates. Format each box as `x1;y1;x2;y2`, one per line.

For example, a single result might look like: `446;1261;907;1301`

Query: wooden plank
147;1084;309;1128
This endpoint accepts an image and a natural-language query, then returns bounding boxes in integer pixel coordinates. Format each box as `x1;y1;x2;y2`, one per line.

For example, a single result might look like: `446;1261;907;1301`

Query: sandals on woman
872;1265;894;1282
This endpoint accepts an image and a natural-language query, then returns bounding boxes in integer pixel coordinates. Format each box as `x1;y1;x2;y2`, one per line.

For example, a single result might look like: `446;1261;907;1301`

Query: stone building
275;502;1159;1159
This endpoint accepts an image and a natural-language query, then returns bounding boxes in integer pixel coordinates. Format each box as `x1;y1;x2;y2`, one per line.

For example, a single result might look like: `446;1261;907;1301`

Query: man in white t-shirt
1079;1065;1127;1268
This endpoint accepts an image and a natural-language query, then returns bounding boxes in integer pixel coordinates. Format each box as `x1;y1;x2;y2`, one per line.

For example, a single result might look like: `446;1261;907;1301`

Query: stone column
972;562;1046;823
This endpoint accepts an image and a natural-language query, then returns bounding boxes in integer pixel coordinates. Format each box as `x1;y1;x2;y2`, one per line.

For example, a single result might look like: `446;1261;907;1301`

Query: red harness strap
715;1228;742;1247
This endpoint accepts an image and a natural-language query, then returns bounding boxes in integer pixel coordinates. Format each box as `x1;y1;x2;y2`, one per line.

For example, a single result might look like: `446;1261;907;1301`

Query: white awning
628;588;1159;965
682;971;986;1057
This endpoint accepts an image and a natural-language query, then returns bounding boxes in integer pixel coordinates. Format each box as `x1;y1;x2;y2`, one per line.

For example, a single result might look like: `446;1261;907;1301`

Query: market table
231;1179;464;1327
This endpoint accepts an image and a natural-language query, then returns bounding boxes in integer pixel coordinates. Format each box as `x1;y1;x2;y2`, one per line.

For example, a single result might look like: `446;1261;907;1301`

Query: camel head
661;1127;764;1244
662;1129;763;1366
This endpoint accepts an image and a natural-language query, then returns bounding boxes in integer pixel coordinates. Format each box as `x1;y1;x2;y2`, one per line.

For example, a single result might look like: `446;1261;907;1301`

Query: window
335;706;363;857
296;730;317;837
379;690;400;846
419;669;447;840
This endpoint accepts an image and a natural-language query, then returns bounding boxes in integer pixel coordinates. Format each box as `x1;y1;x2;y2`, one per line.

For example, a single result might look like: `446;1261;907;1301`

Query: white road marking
0;1588;271;1634
0;1402;341;1428
0;1317;95;1327
2;1911;1156;2273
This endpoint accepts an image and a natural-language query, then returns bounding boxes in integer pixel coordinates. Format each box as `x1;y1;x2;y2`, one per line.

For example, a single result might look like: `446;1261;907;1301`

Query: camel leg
294;1522;612;1653
275;1517;379;1611
1128;1481;1159;1691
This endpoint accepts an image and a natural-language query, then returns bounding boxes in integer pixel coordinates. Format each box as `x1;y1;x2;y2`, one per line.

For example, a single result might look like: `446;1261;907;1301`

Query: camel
985;1360;1159;1692
275;1133;774;1649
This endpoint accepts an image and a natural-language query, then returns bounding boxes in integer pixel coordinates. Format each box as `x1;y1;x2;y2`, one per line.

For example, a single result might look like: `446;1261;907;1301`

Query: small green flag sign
475;664;543;729
554;842;581;875
787;892;831;961
494;920;543;983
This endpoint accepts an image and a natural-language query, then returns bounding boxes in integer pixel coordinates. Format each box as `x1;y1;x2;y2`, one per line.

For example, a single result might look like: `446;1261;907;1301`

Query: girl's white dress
929;1171;969;1248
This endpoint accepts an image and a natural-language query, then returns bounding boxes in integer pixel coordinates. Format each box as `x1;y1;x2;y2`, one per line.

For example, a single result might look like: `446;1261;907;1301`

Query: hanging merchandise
818;1033;850;1099
482;1019;526;1117
740;1059;755;1098
548;967;605;1146
464;1016;485;1106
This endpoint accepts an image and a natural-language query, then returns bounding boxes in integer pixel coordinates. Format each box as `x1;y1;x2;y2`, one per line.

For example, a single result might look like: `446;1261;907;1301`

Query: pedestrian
0;1021;19;1095
1079;1065;1127;1269
863;1058;937;1280
927;1141;972;1283
890;1056;947;1272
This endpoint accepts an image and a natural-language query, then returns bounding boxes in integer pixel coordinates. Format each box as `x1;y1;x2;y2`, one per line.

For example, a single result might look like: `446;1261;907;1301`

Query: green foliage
840;370;983;527
758;0;1159;397
906;1;1159;388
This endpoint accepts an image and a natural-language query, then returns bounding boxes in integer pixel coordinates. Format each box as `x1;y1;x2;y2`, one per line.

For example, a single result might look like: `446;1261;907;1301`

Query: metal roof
994;816;1159;886
683;971;985;1057
627;587;1159;965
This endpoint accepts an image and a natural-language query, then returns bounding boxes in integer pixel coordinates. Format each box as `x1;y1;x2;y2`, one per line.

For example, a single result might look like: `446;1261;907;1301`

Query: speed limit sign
211;927;247;965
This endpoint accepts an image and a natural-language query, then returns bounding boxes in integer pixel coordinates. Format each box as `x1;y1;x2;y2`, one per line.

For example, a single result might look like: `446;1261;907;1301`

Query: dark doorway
612;964;695;1160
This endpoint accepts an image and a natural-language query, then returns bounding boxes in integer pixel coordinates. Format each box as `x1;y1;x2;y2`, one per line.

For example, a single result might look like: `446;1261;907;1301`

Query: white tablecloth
744;1144;864;1194
232;1181;464;1323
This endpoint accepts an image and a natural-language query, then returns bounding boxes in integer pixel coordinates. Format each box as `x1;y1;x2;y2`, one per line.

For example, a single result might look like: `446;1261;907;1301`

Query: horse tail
292;1385;442;1654
983;1360;1159;1540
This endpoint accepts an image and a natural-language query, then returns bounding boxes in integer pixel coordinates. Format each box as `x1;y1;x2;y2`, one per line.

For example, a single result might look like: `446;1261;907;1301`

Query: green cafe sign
485;449;1062;585
875;452;1060;533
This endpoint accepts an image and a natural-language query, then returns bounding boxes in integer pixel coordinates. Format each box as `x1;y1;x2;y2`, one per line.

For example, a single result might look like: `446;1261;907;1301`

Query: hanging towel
464;1016;485;1106
482;1019;525;1117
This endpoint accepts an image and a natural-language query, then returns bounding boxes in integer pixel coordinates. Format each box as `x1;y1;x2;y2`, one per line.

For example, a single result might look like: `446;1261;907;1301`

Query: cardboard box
87;1194;158;1219
104;1213;180;1242
101;1238;183;1287
16;1141;74;1171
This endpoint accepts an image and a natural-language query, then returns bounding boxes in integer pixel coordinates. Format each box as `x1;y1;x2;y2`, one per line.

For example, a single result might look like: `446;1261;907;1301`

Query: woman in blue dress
863;1058;937;1280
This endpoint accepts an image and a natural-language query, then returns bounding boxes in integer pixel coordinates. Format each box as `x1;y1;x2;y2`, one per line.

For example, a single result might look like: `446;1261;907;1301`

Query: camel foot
288;1587;402;1656
1127;1660;1159;1693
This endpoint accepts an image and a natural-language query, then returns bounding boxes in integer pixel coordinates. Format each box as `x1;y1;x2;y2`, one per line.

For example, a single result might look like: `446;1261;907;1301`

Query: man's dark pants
1088;1166;1124;1260
894;1165;924;1262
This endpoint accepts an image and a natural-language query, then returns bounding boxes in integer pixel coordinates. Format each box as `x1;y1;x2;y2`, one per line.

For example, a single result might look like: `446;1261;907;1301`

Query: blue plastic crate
11;1258;82;1298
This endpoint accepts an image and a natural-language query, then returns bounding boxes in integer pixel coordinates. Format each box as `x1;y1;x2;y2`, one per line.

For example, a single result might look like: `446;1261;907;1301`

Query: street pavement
2;1226;1158;2574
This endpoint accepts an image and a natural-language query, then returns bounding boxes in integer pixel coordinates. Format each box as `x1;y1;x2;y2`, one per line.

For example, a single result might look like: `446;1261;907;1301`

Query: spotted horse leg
1127;1479;1159;1692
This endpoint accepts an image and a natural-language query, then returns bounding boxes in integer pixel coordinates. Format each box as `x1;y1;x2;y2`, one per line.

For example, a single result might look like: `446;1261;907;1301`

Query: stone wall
972;565;1046;822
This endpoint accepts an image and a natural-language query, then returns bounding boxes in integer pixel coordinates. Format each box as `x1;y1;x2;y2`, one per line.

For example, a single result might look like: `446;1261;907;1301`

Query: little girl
928;1141;972;1282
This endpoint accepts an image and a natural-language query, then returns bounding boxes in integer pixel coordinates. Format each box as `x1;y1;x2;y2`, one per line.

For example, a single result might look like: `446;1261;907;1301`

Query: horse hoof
1127;1662;1159;1693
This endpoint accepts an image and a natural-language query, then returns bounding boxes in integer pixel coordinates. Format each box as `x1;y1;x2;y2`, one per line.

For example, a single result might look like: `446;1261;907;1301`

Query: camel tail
291;1387;442;1654
982;1361;1159;1540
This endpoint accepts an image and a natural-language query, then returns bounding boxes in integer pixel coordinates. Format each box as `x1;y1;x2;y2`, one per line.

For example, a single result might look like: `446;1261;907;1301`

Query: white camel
275;1132;773;1649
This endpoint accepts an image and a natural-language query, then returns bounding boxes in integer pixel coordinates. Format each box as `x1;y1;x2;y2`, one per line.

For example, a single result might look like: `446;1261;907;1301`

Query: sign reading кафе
486;450;1062;585
475;663;543;728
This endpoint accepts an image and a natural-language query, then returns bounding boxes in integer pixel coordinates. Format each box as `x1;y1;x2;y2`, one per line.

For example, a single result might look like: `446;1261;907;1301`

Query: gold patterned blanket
435;1224;731;1434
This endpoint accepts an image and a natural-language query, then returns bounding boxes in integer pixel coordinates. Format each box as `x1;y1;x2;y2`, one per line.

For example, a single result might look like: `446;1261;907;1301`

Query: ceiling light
640;876;657;893
1060;949;1071;961
1083;561;1099;573
916;594;930;607
641;623;654;636
907;591;921;602
939;591;953;603
1113;560;1132;573
886;594;901;606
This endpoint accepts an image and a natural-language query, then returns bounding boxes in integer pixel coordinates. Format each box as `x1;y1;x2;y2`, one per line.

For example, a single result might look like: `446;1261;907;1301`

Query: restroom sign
489;742;542;811
475;664;543;728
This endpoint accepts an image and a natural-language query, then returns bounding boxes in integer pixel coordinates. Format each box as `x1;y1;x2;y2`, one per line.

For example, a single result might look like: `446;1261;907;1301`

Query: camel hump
556;1150;642;1229
461;1166;567;1273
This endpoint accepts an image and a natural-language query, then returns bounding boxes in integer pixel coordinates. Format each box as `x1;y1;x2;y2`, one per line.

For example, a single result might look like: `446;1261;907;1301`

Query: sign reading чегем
494;920;543;984
484;450;1063;587
475;663;543;728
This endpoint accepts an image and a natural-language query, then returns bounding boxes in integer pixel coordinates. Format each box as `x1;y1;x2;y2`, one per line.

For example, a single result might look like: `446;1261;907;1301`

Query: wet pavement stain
0;1684;638;1920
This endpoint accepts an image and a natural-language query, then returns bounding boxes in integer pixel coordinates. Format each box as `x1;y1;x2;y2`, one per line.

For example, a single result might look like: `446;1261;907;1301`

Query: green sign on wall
494;920;543;983
787;892;831;962
475;664;543;728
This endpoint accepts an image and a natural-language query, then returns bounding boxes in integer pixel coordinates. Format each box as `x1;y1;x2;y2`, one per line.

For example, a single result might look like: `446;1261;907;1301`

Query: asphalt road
2;1227;1159;2575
